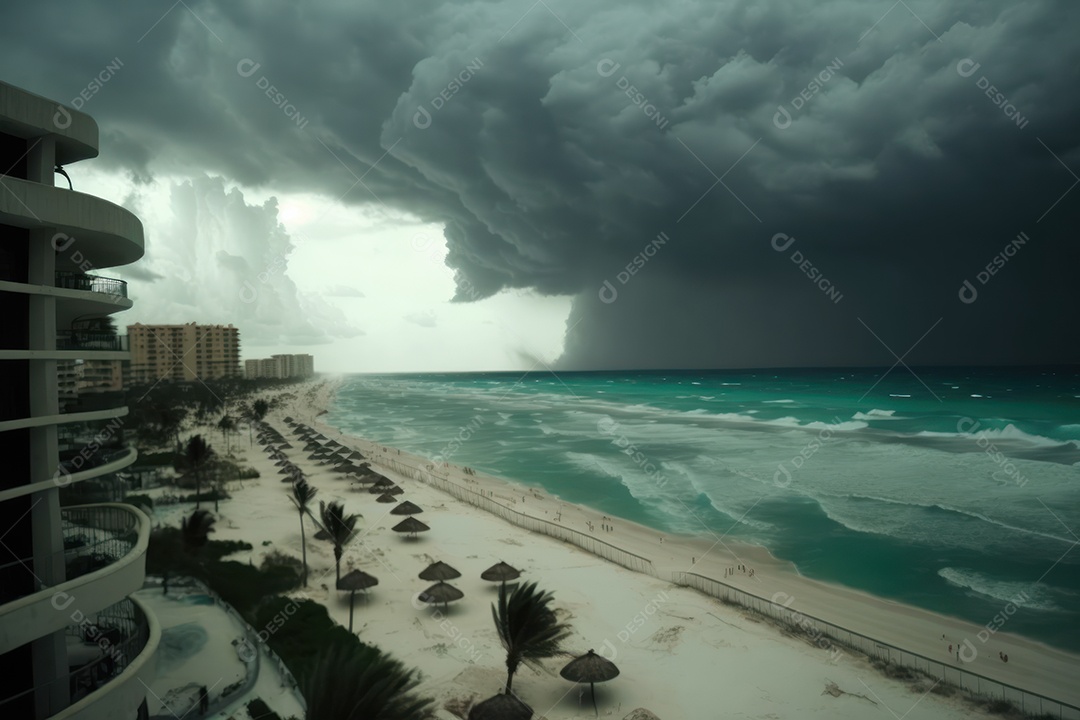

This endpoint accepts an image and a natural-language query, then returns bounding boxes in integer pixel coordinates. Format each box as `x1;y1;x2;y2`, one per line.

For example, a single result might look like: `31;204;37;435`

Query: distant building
57;358;123;411
244;353;315;380
125;322;241;385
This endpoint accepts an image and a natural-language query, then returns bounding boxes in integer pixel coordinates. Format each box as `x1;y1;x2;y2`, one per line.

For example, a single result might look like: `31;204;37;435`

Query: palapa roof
418;581;463;605
481;561;521;582
559;650;620;683
468;693;533;720
392;517;430;535
419;561;461;581
337;569;379;592
390;500;423;516
375;493;398;503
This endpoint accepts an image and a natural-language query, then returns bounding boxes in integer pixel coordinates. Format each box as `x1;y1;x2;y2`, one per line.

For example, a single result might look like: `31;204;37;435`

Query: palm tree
217;415;236;454
181;509;216;556
184;435;213;509
253;398;270;422
492;581;572;694
301;639;433;720
290;477;318;586
318;500;359;584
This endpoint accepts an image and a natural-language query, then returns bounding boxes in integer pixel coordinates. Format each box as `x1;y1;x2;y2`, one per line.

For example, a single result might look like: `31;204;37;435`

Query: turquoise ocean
325;367;1080;652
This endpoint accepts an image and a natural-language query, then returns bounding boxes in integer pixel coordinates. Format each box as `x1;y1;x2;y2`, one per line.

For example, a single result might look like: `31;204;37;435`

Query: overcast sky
6;1;1078;372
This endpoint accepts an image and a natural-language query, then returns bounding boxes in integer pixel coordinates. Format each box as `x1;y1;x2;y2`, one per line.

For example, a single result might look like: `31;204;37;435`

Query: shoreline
302;376;1080;710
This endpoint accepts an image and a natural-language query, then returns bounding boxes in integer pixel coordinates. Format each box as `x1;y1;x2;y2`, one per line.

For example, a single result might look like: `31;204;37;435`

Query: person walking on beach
198;686;209;715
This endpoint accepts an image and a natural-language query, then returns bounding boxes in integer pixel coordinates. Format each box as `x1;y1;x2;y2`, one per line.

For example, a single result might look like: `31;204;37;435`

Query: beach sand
152;378;1079;719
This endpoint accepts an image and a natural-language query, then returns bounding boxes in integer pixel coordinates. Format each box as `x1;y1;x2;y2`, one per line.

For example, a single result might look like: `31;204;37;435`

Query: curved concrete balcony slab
0;503;150;655
0;80;98;164
50;595;161;720
0;175;143;267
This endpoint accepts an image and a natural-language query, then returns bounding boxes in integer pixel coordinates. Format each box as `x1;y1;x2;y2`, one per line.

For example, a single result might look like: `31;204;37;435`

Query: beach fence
672;571;1080;720
377;457;656;575
354;439;1076;718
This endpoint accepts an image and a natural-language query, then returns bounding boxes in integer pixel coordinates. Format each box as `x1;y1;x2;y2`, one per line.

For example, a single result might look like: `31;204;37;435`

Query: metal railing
377;455;656;575
671;571;1080;720
0;597;150;711
57;332;128;352
0;505;141;606
55;271;128;299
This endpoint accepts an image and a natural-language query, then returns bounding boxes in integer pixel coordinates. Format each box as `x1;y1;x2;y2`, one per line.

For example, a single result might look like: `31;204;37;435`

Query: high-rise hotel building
0;82;158;717
126;322;241;385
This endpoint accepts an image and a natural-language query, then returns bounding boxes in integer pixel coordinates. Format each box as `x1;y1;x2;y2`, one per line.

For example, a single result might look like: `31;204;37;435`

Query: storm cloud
5;0;1077;367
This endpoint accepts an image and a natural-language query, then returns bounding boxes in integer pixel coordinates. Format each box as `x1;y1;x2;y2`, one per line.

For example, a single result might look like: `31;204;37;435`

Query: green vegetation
492;581;572;693
246;697;283;720
299;637;434;720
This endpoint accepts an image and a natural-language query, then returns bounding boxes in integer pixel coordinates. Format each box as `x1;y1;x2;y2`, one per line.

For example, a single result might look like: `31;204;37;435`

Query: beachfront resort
2;79;1078;720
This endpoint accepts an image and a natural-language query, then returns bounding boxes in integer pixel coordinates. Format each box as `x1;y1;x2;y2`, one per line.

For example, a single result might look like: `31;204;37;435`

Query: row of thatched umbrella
282;421;621;717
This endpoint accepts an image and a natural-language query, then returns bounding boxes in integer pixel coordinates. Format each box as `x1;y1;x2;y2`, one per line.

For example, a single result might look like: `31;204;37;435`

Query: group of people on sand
944;635;1009;663
724;564;754;578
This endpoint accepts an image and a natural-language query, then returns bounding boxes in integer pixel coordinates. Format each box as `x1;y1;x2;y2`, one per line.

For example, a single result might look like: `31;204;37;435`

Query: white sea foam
938;568;1060;611
852;409;903;420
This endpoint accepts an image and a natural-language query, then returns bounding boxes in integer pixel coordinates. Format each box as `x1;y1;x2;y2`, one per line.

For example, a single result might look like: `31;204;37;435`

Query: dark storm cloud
4;0;1078;368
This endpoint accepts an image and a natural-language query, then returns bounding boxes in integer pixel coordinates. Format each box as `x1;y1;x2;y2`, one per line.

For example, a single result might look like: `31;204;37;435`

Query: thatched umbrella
468;692;533;720
337;569;378;632
392;517;430;538
419;561;460;582
375;493;398;503
560;650;620;716
481;561;521;588
348;451;366;461
372;476;395;489
390;500;423;516
418;581;463;611
277;442;293;449
384;485;405;496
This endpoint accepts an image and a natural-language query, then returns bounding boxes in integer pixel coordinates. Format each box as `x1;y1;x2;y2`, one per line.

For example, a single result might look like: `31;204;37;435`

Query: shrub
253;597;359;681
124;494;154;512
247;698;282;720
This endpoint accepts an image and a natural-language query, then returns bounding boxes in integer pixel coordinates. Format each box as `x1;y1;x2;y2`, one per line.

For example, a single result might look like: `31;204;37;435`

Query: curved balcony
54;272;128;299
0;175;143;268
57;332;128;353
0;80;99;164
0;503;150;655
0;596;161;720
0;445;137;505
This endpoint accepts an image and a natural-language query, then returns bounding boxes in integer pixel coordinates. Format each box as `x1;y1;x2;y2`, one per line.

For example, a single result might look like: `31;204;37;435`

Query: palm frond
492;581;572;679
301;639;434;720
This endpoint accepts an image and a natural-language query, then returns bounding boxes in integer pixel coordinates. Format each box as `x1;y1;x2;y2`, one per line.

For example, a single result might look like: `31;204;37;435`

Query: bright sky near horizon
77;164;572;373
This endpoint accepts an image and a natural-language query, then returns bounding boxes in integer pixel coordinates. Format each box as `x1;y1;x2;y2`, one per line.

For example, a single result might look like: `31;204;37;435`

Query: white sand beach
151;378;1080;719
